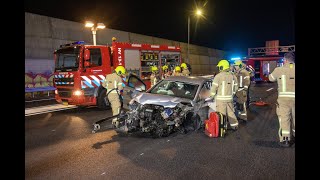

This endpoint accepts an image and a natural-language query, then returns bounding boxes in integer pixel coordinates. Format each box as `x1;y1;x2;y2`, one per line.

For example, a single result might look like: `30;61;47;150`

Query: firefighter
172;66;182;76
102;65;126;127
233;60;251;121
161;65;171;79
209;60;239;130
150;66;160;87
268;52;295;147
245;64;255;106
181;63;190;76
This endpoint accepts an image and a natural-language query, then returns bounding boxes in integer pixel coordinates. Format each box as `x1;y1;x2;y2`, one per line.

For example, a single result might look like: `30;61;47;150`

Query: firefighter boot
279;137;291;148
230;125;238;131
239;103;248;122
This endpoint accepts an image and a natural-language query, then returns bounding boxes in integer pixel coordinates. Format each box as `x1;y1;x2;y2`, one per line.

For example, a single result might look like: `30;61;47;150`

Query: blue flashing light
72;41;85;45
60;41;85;48
231;57;241;60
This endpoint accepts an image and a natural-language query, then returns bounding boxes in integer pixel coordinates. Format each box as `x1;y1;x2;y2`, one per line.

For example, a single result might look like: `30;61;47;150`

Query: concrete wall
25;12;227;75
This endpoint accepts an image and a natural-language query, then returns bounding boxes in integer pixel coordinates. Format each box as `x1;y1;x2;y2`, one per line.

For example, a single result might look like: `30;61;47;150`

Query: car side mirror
84;49;90;61
84;49;91;67
84;61;91;67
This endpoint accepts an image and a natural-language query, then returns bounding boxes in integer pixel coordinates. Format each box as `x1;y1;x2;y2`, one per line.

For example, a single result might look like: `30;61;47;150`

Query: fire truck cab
244;45;295;82
53;41;181;109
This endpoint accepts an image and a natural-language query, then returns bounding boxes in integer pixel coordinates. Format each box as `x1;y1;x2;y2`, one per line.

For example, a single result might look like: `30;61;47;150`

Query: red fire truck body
244;45;295;82
53;41;181;108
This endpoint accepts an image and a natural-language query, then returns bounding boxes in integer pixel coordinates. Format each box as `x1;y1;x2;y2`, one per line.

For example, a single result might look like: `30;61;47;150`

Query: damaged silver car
113;74;215;137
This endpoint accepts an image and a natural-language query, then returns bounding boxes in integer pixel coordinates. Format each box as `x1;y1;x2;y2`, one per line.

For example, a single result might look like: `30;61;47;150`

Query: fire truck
244;44;295;82
53;41;181;109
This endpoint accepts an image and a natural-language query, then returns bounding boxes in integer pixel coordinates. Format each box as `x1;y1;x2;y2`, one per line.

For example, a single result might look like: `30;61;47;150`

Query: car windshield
150;80;199;100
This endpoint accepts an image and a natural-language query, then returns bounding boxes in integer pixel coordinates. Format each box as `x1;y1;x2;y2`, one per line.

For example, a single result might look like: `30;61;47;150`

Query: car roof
164;76;210;85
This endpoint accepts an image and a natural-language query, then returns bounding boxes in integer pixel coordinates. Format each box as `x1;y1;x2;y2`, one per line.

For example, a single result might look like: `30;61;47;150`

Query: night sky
25;0;295;56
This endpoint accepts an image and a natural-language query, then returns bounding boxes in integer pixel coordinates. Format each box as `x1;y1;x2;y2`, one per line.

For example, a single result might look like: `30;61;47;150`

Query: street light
187;9;203;64
85;21;106;46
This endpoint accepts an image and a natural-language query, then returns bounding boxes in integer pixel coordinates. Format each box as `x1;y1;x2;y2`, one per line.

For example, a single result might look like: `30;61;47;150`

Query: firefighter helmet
151;66;158;72
115;65;126;75
112;37;117;42
162;65;169;71
181;63;187;69
217;60;230;71
234;60;243;68
175;66;181;72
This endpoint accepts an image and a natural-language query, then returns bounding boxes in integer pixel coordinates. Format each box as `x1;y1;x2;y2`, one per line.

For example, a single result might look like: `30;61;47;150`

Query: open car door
122;74;146;109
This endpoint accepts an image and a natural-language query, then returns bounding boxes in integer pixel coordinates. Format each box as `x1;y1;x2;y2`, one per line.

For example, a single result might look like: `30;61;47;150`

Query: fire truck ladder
248;45;295;56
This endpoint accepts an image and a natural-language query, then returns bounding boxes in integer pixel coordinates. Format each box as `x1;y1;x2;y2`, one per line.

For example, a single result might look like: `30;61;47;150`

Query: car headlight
73;90;83;96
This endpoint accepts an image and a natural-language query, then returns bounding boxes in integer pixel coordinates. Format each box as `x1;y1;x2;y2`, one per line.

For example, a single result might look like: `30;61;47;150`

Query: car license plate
62;101;68;106
161;108;173;119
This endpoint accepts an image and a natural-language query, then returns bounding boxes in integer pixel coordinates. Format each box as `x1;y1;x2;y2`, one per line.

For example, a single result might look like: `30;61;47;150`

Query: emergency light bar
60;41;85;48
73;41;85;44
231;57;241;60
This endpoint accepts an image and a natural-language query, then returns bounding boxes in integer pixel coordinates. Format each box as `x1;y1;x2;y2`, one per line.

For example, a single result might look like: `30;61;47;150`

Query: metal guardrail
25;86;56;99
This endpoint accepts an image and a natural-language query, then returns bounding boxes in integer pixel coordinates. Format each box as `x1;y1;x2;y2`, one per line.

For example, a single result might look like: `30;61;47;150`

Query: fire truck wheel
97;89;109;110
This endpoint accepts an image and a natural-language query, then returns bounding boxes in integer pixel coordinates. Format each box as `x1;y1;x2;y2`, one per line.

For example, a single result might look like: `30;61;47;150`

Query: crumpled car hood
133;93;188;108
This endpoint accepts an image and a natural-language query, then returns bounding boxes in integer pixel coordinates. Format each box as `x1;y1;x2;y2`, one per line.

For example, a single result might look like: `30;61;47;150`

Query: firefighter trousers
216;100;239;128
276;98;295;142
107;93;121;124
236;102;247;120
235;90;248;120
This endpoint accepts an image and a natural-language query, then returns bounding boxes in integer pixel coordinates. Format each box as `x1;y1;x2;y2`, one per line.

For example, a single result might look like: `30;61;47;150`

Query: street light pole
187;9;202;64
91;28;97;46
85;21;105;46
187;16;190;64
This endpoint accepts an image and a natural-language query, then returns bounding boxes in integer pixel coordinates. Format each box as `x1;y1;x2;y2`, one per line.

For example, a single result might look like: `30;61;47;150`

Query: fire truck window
88;48;102;67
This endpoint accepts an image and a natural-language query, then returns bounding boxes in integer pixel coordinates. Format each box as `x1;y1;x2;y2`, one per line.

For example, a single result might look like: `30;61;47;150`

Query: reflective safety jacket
235;68;251;91
210;71;238;102
102;73;123;94
269;63;295;99
182;68;190;76
150;73;160;87
172;71;183;76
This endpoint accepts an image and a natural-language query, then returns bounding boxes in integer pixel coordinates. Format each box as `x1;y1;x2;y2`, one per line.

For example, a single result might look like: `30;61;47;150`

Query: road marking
266;88;273;91
25;104;77;116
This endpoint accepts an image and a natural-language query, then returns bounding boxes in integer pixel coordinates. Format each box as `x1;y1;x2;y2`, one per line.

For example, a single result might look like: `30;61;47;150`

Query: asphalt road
25;82;295;180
